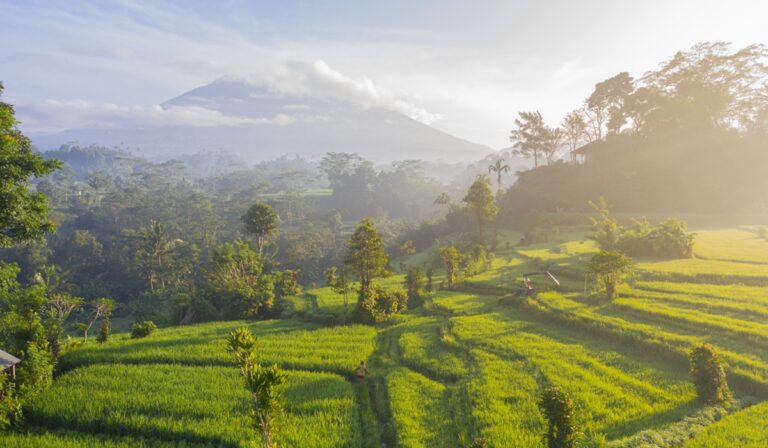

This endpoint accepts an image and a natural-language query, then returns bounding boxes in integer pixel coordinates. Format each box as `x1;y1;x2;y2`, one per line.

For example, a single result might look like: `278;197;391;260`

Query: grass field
4;226;768;447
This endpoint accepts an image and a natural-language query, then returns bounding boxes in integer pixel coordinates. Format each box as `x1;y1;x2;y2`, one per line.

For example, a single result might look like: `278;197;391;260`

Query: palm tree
488;158;512;194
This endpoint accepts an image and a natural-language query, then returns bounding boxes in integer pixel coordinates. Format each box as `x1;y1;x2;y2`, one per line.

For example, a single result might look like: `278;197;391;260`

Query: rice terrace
2;1;768;447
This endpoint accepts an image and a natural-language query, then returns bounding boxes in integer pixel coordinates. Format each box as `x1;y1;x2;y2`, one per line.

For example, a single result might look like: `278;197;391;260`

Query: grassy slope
5;227;768;447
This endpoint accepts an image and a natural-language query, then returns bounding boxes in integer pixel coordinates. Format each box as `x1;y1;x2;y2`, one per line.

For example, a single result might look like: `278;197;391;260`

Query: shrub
464;244;490;277
96;319;110;343
590;201;694;258
405;267;425;307
617;218;694;258
538;386;578;448
16;340;54;398
131;320;158;339
588;250;633;301
356;285;408;323
690;344;730;405
0;371;21;429
758;226;768;240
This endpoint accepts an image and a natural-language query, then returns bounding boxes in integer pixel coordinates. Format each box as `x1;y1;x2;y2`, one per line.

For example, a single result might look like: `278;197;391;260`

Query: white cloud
225;59;443;125
18;100;296;132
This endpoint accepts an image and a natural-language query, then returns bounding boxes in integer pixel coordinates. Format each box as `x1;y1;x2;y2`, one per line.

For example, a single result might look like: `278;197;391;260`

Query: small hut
0;349;21;380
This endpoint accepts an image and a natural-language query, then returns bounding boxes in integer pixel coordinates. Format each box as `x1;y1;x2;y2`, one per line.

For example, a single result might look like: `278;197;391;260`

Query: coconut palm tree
488;158;512;194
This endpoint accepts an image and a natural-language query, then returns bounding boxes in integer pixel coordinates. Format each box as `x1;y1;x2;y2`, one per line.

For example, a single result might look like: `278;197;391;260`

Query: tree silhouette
488;158;511;194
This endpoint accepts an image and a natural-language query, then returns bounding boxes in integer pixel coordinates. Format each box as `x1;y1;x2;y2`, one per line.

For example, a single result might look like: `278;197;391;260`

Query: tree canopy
0;82;61;247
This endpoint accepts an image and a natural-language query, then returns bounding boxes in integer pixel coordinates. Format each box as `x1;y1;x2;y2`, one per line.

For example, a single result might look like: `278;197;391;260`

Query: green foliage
357;284;407;323
404;267;425;307
464;244;490;277
463;175;498;243
538;386;578;448
689;344;730;405
227;327;287;448
96;319;110;343
130;320;157;339
242;202;278;255
590;200;694;258
588;250;633;301
439;245;464;289
396;240;416;271
208;240;274;318
0;82;61;248
16;340;55;398
345;218;389;309
0;371;21;429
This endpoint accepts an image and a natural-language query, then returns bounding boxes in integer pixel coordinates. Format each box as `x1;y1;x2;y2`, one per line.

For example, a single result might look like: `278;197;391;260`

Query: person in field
355;361;369;381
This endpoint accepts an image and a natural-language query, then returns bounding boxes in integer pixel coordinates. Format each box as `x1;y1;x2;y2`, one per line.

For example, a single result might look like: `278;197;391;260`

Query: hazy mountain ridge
30;78;493;164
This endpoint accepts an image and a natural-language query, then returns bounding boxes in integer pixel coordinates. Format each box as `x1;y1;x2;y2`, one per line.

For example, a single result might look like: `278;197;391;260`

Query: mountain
30;78;493;164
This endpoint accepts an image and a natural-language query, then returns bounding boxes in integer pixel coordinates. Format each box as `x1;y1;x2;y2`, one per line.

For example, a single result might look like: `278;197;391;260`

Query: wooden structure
0;349;21;380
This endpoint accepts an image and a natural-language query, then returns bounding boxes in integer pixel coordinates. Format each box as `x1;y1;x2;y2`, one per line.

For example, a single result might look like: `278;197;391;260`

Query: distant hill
30;78;492;164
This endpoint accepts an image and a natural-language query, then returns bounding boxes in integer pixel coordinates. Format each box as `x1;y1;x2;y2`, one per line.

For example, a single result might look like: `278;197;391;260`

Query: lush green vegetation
3;43;768;445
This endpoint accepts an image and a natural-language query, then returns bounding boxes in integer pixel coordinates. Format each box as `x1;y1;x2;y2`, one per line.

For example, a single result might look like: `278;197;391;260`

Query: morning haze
1;1;767;447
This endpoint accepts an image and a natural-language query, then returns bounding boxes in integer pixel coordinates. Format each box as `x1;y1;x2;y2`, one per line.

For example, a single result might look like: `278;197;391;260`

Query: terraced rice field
4;227;768;447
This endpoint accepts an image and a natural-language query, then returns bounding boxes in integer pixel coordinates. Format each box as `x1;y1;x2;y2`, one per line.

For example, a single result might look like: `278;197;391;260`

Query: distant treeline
503;42;768;217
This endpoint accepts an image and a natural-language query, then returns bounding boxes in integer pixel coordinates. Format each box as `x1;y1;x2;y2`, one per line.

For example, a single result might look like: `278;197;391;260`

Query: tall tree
561;110;587;162
319;152;362;190
585;72;634;139
438;245;464;289
0;82;61;247
510;111;562;167
463;175;498;244
242;202;279;256
208;240;270;319
136;221;184;292
487;158;511;194
510;111;546;168
345;218;389;308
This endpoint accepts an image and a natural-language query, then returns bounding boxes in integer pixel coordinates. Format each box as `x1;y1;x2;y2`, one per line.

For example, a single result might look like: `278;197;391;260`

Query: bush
758;226;768;240
96;319;110;343
464;244;491;277
0;371;21;429
591;202;694;258
131;320;158;339
356;285;408;323
16;340;54;398
538;386;578;448
617;218;694;258
404;267;425;307
690;344;730;405
588;250;633;301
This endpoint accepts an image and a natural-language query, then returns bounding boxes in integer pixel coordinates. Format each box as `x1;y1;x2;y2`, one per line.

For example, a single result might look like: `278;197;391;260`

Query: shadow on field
22;412;242;448
602;399;699;439
57;336;225;371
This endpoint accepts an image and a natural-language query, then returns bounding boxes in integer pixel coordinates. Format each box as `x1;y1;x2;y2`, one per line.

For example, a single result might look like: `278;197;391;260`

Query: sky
2;0;767;148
